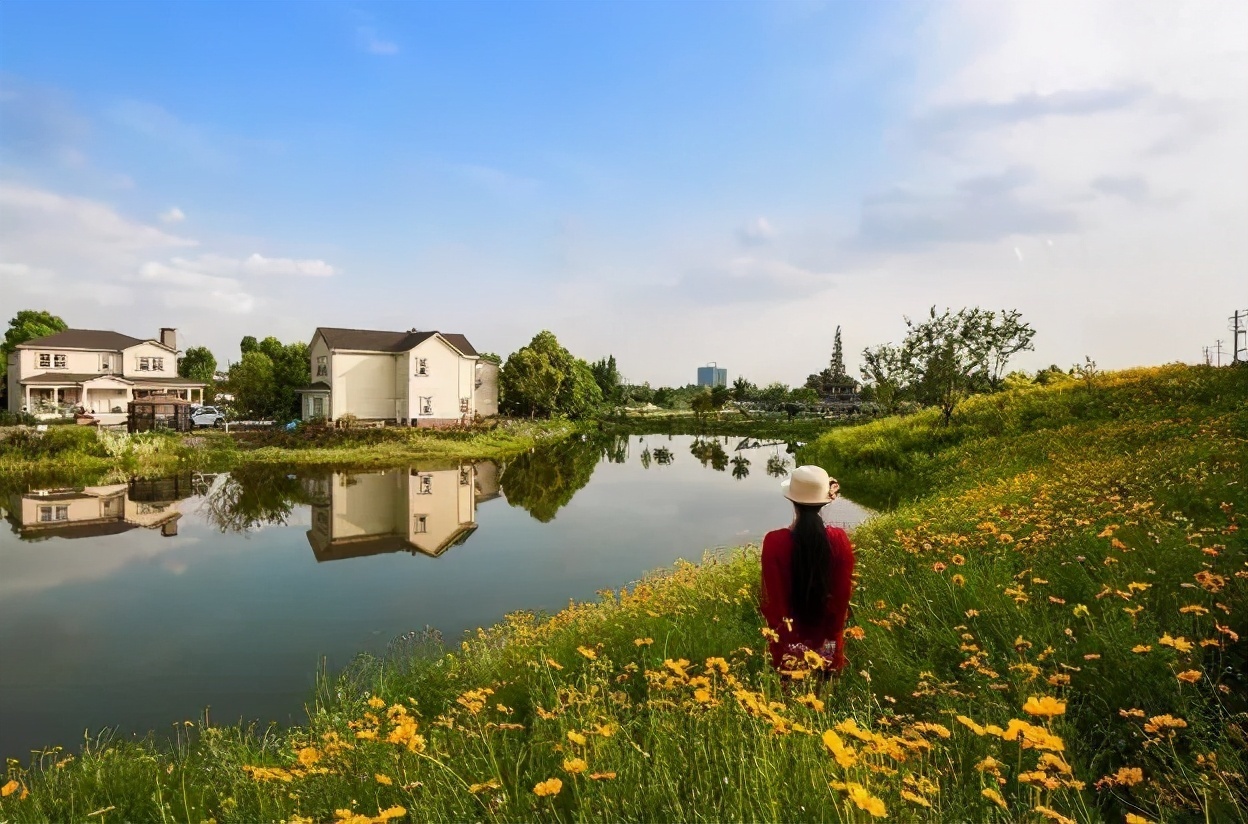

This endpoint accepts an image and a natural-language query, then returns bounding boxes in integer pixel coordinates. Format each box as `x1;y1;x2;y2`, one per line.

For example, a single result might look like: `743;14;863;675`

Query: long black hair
790;502;831;629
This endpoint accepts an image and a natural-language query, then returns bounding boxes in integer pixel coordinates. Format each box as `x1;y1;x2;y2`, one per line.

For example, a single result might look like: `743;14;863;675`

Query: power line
1229;308;1247;364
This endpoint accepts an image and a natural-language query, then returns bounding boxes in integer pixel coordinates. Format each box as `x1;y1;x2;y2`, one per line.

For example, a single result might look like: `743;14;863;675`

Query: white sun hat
780;465;840;505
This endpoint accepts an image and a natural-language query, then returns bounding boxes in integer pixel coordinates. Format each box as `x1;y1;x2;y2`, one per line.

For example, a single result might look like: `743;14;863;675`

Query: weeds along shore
1;363;1245;822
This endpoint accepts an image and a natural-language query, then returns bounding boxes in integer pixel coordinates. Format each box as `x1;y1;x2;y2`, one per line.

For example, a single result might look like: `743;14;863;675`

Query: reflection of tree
603;435;629;464
766;455;791;477
500;436;602;522
731;454;751;480
203;465;318;533
640;448;652;469
690;438;729;471
652;447;673;465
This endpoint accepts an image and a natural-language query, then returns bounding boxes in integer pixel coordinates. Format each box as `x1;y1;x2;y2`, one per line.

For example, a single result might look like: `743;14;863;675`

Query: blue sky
2;1;1246;383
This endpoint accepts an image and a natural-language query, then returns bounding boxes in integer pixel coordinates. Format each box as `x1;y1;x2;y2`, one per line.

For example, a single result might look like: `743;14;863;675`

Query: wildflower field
1;364;1244;823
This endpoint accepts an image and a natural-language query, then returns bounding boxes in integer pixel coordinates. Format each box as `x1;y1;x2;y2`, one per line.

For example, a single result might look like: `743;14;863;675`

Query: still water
0;435;869;760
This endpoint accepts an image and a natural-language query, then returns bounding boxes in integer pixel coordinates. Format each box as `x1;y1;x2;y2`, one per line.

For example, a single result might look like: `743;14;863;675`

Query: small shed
128;397;193;433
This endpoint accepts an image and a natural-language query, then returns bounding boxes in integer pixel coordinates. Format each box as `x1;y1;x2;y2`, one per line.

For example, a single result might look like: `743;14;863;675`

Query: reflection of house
296;327;498;426
306;463;497;562
6;328;206;424
4;476;193;540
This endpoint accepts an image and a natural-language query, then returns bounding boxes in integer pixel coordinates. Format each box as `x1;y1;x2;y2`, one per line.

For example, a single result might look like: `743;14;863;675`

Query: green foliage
498;435;601;521
226;336;309;421
731;376;755;403
590;355;624;405
178;345;217;384
500;331;603;419
806;325;857;395
1;309;68;382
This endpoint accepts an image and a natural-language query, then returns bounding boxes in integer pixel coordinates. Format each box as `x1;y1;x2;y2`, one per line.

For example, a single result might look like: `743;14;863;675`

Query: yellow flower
375;806;407;821
952;574;966;586
469;779;501;794
956;715;986;736
374;773;392;786
1176;670;1202;684
367;696;386;709
562;757;588;775
576;646;597;660
567;731;587;746
821;730;858;768
704;656;729;674
848;785;887;817
1110;767;1144;787
795;693;825;712
1;780;19;798
1125;814;1155;824
545;657;564;670
1132;645;1152;653
1022;695;1066;718
589;771;617;780
1072;604;1090;618
1158;633;1193;652
1033;805;1076;824
982;787;1008;809
634;637;654;646
296;747;321;767
693;688;713;703
951;554;966;565
533;778;563;797
901;789;932;807
593;723;618;737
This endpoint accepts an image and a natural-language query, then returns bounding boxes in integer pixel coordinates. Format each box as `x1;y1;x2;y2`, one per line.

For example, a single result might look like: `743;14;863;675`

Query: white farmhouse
297;327;498;426
6;328;206;423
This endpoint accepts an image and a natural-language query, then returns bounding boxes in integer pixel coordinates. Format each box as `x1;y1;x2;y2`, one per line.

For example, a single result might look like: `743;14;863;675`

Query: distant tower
697;362;727;388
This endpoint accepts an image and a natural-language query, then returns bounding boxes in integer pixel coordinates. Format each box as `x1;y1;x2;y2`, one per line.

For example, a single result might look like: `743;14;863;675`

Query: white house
297;327;498;426
7;328;206;423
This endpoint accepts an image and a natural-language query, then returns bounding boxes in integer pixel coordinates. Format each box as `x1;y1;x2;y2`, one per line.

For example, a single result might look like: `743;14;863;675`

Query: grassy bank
0;419;582;488
2;364;1244;822
599;411;855;441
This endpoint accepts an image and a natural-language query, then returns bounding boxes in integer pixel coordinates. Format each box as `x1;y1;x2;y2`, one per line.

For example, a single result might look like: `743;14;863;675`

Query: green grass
2;364;1245;823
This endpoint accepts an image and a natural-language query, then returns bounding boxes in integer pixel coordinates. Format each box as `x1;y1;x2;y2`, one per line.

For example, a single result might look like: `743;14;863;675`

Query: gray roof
18;329;158;351
315;327;478;357
20;372;126;385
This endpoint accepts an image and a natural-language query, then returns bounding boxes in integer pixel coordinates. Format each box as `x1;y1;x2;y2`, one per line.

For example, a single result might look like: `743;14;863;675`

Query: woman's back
760;524;855;671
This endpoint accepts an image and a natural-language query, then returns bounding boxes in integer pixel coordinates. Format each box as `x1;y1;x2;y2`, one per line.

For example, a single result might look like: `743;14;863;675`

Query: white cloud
241;253;335;277
736;216;776;246
160;206;185;224
357;26;399;56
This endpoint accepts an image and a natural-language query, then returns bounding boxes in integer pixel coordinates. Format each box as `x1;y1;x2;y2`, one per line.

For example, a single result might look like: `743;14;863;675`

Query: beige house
7;328;206;423
304;463;499;562
4;475;196;540
297;327;498;426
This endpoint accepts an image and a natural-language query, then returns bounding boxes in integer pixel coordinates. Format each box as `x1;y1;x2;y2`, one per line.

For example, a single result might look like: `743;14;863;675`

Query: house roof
315;327;478;357
295;381;332;393
20;372;116;385
18;329;155;351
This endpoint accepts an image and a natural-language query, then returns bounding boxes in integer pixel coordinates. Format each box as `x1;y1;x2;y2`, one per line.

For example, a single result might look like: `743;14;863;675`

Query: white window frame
416;358;428;376
53;354;66;369
138;357;151;372
418;474;433;495
316;355;328;377
100;354;112;372
39;506;53;522
152;356;165;371
38;353;51;368
419;396;432;415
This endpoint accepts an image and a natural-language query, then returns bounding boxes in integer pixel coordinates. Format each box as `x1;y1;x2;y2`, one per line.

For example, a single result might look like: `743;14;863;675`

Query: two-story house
297;327;499;426
7;328;206;423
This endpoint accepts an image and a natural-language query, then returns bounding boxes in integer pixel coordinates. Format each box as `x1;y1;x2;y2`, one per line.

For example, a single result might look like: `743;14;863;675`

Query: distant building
697;364;727;388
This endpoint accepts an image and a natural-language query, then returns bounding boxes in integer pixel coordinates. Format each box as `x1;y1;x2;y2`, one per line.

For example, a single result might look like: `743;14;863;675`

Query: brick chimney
160;328;177;351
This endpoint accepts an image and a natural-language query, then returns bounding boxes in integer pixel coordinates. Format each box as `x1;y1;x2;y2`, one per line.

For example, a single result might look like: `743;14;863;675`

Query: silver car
190;405;226;427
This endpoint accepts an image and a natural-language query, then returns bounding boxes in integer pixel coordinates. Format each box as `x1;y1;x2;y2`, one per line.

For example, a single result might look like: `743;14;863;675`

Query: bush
0;410;36;426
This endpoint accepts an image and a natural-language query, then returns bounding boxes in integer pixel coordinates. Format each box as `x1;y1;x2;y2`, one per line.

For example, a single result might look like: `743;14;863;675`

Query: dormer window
316;355;327;377
416;358;428;376
138;357;150;371
152;357;164;371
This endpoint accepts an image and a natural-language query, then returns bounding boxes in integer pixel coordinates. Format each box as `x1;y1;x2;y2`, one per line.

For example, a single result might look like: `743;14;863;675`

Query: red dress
760;525;855;672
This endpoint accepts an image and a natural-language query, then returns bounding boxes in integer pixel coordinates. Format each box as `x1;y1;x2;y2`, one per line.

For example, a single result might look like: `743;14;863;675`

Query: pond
0;434;870;761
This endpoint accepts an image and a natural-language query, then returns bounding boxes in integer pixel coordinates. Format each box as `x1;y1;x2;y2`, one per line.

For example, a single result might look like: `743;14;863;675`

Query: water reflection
4;473;202;541
499;437;601;522
306;464;499;561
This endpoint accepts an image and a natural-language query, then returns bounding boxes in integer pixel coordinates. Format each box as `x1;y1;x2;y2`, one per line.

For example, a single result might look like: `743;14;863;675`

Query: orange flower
1176;670;1202;684
933;562;947;573
533;778;563;797
1022;696;1066;718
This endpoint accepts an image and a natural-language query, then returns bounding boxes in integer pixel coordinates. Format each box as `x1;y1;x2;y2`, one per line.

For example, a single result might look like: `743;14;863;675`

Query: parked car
190;406;227;428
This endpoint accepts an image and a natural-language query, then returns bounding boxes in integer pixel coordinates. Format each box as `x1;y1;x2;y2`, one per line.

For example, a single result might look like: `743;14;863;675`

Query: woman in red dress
760;465;855;673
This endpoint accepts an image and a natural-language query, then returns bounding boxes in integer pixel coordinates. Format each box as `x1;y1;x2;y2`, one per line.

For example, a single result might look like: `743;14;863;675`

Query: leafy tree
239;336;259;355
899;307;1036;425
730;454;751;480
500;437;602;521
478;351;503;365
255;336;310;420
710;384;730;410
731;376;755;403
690;388;714;419
500;331;602;418
759;382;790;409
626;382;654;405
228;351;276;420
178;346;217;384
590;355;623;405
860;343;907;413
2;310;68;385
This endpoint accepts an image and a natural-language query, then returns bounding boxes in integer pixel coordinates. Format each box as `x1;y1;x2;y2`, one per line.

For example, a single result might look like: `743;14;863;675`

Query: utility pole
1229;309;1247;364
1214;339;1224;367
1202;345;1211;366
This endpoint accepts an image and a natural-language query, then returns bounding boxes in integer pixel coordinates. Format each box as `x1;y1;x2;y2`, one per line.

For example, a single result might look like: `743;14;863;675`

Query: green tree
690;388;714;420
710;384;730;410
253;336;310;420
228;351;276;420
2;310;68;386
860;343;907;413
590;355;622;405
500;331;602;418
731;376;755;403
239;336;259;355
499;437;602;521
178;346;217;384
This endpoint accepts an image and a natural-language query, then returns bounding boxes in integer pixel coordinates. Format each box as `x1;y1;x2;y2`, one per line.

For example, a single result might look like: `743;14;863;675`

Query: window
420;396;432;415
39;506;68;522
152;357;165;371
312;396;324;417
459;467;471;486
416;358;428;376
54;354;66;368
138;357;151;371
38;353;50;368
316;355;327;377
418;474;433;495
414;515;428;534
100;355;112;372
